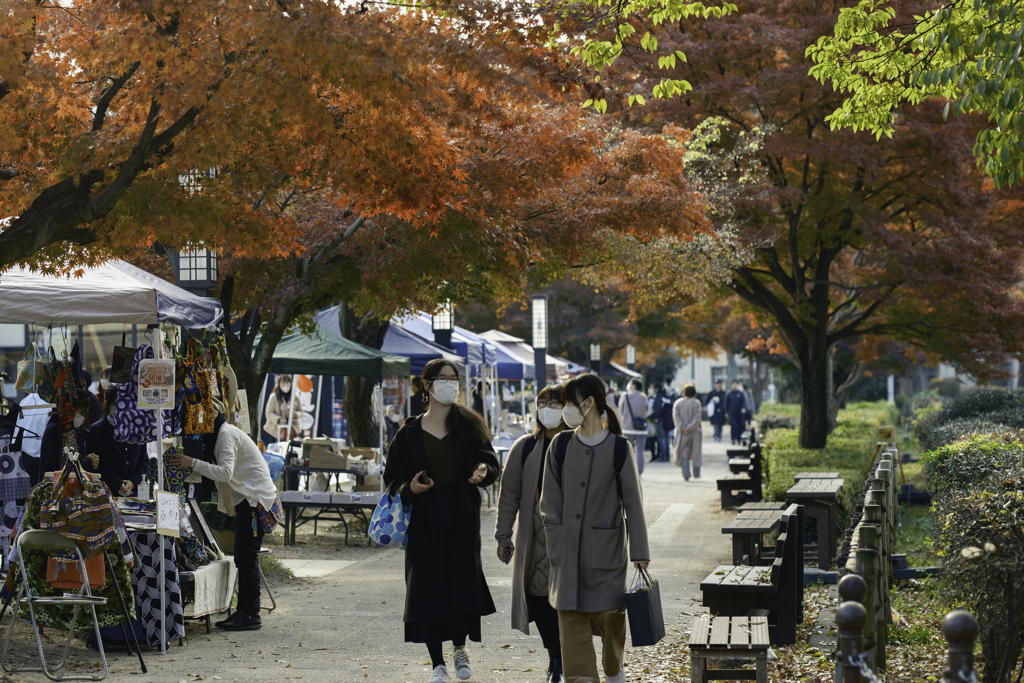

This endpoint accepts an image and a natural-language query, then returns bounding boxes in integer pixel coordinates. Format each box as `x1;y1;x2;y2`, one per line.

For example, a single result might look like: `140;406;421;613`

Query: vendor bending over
85;385;147;496
170;399;281;632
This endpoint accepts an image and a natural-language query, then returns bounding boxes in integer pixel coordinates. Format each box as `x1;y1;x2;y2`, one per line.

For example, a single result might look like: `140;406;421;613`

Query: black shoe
547;658;563;683
218;613;262;631
215;612;242;628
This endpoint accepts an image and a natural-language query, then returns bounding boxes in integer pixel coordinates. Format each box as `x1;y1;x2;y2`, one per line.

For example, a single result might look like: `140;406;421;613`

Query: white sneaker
605;664;625;683
428;664;452;683
453;646;472;680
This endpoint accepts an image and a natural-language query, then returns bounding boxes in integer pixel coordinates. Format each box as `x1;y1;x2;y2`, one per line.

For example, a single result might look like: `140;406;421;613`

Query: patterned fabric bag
14;346;46;394
35;347;59;403
253;493;284;536
368;490;411;548
39;464;116;562
175;532;212;571
180;338;215;435
113;344;173;446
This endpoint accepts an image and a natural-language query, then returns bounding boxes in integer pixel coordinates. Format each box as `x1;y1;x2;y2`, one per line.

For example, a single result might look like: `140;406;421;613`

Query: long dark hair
563;374;622;436
533;383;567;437
273;375;293;403
420;359;490;446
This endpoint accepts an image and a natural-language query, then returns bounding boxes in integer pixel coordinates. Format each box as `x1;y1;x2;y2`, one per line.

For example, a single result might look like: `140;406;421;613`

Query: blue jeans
657;426;671;462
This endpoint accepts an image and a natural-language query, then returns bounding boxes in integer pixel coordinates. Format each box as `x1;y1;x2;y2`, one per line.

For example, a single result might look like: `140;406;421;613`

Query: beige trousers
557;607;626;683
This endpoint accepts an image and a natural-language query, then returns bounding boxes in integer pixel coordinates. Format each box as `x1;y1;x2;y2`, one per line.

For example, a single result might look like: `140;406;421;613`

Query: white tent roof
479;329;525;343
0;260;223;327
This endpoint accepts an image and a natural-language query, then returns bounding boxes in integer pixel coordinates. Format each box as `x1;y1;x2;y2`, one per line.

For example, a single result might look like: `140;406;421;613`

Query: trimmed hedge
915;388;1024;451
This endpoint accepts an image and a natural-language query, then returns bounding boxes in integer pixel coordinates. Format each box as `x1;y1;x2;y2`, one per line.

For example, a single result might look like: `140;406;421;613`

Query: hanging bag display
109;330;137;384
35;347;59;403
180;337;215;435
14;345;46;394
113;345;158;444
39;455;117;562
368;488;411;548
624;567;666;646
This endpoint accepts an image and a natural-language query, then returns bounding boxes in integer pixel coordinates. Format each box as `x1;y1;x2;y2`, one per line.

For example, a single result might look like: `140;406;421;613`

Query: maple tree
570;0;1024;448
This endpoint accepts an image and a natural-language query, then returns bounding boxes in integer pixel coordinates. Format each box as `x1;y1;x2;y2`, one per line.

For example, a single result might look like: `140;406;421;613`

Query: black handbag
625;568;665;646
110;331;137;384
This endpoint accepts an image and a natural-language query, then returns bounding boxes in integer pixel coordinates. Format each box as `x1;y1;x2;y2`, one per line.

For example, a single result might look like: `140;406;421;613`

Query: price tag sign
156;490;181;538
137;358;176;410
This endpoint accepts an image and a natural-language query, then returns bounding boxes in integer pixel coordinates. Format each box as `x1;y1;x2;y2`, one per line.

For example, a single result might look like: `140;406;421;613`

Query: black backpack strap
613;435;628;503
519;434;538;468
553;431;572;482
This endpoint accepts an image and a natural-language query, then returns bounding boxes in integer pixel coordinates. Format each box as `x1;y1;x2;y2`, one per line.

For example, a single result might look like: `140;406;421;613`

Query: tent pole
155;325;167;656
378;383;385;455
313;376;323;437
405;377;411;419
521;379;526;433
285;374;298;443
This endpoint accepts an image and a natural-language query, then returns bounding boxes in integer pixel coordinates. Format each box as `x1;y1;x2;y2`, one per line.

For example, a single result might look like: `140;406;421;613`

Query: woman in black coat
383;359;499;683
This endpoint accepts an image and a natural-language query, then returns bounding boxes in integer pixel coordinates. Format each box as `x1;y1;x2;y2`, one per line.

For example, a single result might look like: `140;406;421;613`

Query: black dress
383;415;500;644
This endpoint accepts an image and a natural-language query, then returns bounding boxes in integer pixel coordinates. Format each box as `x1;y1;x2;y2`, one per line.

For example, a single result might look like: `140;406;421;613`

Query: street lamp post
171;246;219;297
532;295;548;385
626;344;636;372
432;301;455;350
589;342;601;374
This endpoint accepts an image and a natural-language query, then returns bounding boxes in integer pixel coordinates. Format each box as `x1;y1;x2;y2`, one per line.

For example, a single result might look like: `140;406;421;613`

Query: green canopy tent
269;323;410;380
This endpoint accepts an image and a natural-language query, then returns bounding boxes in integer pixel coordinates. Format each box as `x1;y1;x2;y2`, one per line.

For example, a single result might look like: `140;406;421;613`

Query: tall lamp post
532;295;548;385
626;344;636;372
589;342;601;374
171;246;219;297
432;301;455;350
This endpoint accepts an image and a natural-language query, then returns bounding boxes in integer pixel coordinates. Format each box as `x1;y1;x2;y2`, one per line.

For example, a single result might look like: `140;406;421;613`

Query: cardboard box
302;438;336;460
342;447;379;464
308;445;347;470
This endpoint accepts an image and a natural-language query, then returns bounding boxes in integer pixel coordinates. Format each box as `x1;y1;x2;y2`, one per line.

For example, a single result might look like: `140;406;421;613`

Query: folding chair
1;530;108;681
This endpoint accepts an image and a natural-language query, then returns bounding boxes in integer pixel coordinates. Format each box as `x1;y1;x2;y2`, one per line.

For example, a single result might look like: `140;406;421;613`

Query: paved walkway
5;431;737;682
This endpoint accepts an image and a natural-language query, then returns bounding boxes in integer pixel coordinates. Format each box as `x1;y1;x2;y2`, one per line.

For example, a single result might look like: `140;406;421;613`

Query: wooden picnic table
793;471;840;481
722;515;781;565
787;478;843;570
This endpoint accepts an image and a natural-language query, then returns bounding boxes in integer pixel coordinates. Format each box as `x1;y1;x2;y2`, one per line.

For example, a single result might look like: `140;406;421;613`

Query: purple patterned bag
113;345;172;444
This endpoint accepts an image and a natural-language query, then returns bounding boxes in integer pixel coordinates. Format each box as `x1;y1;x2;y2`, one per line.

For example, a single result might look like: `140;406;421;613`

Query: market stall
0;259;225;656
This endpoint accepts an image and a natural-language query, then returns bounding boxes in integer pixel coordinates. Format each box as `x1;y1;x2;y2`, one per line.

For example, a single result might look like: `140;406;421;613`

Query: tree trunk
798;345;832;449
337;304;390;448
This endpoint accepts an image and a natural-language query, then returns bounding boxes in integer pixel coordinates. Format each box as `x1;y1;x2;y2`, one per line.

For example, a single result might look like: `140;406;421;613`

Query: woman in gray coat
672;383;703;480
495;384;568;683
540;375;650;683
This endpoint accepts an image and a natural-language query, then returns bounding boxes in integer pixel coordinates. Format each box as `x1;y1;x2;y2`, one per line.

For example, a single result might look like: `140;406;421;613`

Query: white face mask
280;382;292;393
99;378;110;390
74;414;86;429
561;402;590;429
429;379;460;406
537;407;564;430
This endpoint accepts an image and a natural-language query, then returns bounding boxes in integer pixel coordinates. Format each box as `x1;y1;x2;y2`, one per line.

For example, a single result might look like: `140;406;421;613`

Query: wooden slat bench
718;444;763;509
701;504;804;645
689;615;770;683
786;478;844;570
738;502;786;513
721;515;781;565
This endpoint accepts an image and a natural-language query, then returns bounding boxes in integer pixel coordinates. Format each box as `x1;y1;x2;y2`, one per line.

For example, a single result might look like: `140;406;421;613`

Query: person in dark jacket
383;359;500;683
38;388;93;485
81;369;103;424
705;380;727;442
86;386;147;496
652;383;675;463
724;380;748;445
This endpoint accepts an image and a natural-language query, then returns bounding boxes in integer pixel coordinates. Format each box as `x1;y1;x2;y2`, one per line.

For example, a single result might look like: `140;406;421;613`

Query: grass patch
898;503;939;567
259;553;296;581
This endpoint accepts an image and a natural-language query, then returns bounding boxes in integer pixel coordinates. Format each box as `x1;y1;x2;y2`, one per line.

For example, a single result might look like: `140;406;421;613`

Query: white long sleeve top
190;423;278;514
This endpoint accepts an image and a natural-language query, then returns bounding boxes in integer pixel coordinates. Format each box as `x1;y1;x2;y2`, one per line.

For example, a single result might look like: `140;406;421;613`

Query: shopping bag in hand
625;567;665;646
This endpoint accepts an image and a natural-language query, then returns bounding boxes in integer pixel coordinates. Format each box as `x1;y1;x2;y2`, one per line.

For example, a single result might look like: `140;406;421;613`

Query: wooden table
793;471;840;481
689;615;770;683
737;502;786;513
722;515;780;565
700;564;777;616
786;478;843;569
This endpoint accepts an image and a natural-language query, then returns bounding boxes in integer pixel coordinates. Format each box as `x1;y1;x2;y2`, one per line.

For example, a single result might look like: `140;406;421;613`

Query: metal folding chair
1;530;108;681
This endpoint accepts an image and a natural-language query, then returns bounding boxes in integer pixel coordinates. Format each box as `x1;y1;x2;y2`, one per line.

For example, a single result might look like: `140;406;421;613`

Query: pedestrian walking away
705;379;726;442
618;379;648;477
653;382;675;462
672;384;703;480
495;383;569;683
540;374;650;683
171;398;281;632
725;380;748;445
383;359;501;683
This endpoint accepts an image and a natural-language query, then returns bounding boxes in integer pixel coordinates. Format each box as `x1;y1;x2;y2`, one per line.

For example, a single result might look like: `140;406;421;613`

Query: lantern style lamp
532;295;548;384
589;342;601;374
626;344;636;371
171;246;219;297
432;301;455;350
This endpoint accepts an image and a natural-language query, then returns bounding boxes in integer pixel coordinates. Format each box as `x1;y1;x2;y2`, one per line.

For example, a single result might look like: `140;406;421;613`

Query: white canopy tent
0;259;223;655
0;260;222;327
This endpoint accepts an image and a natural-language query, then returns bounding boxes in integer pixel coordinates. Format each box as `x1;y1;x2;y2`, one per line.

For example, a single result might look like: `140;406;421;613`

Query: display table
281;488;383;546
181;559;236;622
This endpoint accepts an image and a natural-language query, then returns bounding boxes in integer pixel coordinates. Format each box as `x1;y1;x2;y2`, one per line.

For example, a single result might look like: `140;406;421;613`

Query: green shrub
757;414;795;436
938;490;1024;682
914;388;1024;450
923;434;1024;496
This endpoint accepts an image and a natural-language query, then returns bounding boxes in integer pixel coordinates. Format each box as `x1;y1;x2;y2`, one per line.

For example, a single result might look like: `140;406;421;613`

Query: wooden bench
688;615;770;683
727;448;752;473
721;515;780;565
718;444;763;509
701;504;804;645
786;478;843;570
738;502;786;513
793;471;840;481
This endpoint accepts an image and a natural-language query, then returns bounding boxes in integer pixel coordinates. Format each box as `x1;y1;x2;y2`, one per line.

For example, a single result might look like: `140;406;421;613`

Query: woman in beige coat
262;375;303;442
672;383;703;480
540;374;650;683
495;384;568;683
